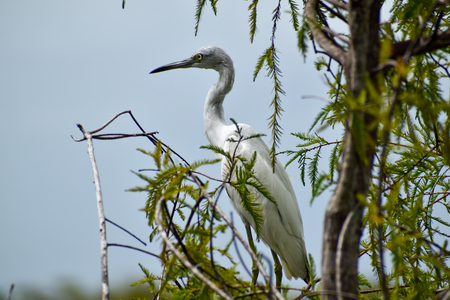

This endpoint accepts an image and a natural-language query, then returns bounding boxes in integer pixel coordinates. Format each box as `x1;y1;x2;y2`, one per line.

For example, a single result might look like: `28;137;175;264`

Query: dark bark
391;28;450;59
306;0;381;299
306;0;450;298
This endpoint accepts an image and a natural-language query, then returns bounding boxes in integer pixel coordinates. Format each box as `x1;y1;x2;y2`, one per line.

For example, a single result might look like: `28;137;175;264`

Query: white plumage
151;46;310;284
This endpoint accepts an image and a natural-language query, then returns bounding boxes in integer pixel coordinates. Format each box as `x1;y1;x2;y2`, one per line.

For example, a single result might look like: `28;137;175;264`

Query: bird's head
150;46;233;74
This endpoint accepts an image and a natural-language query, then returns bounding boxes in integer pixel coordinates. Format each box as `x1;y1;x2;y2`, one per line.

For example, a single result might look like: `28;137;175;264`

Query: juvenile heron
150;46;310;286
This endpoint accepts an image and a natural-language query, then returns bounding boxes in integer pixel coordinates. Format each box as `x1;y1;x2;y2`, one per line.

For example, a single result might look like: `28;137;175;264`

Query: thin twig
5;284;14;300
191;170;225;183
155;196;234;300
156;263;166;300
106;218;147;246
231;214;254;280
192;149;281;298
71;110;190;167
402;0;441;63
180;192;205;240
107;243;160;259
434;191;450;205
319;1;348;24
72;132;158;141
321;26;349;44
374;6;443;289
209;187;230;294
91;132;159;140
429;53;450;77
382;145;437;193
305;0;348;66
360;284;410;294
292;289;359;300
195;189;284;300
323;0;348;10
91;110;132;134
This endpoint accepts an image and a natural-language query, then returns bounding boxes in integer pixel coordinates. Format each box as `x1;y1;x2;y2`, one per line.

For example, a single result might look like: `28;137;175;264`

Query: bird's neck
204;67;235;147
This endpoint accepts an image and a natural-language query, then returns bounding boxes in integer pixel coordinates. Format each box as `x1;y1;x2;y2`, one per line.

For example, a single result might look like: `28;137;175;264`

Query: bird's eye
196;53;203;61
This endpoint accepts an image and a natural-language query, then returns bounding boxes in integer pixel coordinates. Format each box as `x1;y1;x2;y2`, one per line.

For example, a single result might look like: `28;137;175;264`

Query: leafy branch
201;119;276;239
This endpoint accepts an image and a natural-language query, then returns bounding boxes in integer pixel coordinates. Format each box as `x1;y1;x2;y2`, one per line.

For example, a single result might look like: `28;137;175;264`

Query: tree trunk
320;1;381;299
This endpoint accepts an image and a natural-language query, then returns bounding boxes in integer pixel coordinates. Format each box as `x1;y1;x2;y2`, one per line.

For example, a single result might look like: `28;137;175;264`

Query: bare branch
71;110;190;167
391;28;450;59
320;26;349;44
72;131;158;142
105;218;147;246
292;289;359;300
323;0;348;10
359;285;411;294
429;52;450;77
191;170;225;182
77;125;110;300
107;243;160;259
91;132;159;140
5;284;14;300
319;1;348;23
305;0;348;67
91;110;132;134
209;190;230;294
382;145;437;193
156;263;166;300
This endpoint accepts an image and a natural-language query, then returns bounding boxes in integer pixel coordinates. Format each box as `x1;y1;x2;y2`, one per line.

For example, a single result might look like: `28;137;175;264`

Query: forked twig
71;110;190;167
72;111;165;300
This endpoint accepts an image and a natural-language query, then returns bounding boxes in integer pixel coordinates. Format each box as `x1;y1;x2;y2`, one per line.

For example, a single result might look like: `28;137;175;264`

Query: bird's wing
222;123;305;240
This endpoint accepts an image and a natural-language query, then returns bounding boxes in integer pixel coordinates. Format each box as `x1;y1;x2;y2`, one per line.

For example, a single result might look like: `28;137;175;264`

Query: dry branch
5;284;14;300
72;111;162;300
78;125;110;300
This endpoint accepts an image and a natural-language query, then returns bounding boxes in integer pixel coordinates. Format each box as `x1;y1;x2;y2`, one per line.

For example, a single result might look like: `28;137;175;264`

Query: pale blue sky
1;0;344;297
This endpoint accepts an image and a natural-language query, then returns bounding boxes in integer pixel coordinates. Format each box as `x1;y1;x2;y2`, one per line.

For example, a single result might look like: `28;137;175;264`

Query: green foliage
254;45;285;172
297;13;310;61
203;121;277;239
281;132;341;203
250;0;307;172
285;0;450;298
130;142;243;299
248;0;258;43
122;0;450;298
194;0;218;36
287;0;300;31
131;125;289;298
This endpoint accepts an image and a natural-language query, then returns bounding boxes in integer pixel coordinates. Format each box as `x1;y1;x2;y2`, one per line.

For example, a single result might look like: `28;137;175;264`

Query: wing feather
220;123;309;281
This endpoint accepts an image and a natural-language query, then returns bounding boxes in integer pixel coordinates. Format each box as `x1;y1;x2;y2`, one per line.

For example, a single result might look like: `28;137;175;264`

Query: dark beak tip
149;58;194;75
149;68;160;74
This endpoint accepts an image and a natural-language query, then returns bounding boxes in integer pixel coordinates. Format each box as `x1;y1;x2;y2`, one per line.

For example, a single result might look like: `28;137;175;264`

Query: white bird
150;46;310;285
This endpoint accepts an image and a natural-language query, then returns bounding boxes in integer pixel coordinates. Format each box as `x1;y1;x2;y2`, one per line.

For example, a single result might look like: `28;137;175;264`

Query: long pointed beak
150;58;196;74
